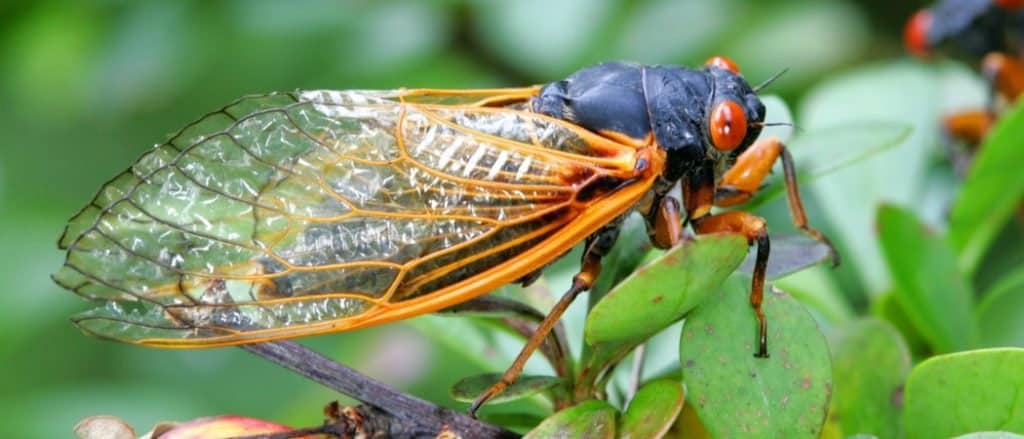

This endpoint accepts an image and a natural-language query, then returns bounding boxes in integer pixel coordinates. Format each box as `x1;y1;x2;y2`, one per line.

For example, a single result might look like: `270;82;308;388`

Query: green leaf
877;204;977;353
796;62;974;294
825;318;911;439
904;348;1024;437
619;379;684;439
950;100;1024;276
976;266;1024;347
523;399;617;439
872;292;930;357
773;266;852;328
450;374;563;405
585;234;748;345
680;277;832;438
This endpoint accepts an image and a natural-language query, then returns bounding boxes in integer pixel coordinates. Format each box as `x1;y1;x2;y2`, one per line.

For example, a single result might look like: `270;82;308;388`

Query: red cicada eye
705;56;741;74
904;9;934;58
995;0;1024;10
709;100;748;152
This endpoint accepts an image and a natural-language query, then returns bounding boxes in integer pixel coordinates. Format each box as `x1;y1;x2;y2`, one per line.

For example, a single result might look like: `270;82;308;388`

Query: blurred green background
0;0;1008;436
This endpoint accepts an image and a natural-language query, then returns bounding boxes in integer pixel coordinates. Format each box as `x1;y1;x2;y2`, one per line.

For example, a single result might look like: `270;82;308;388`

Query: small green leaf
585;234;748;345
877;204;977;353
904;348;1024;437
976;266;1024;348
523;399;617;439
680;277;832;439
825;318;911;439
619;379;684;439
450;374;563;405
950;100;1024;276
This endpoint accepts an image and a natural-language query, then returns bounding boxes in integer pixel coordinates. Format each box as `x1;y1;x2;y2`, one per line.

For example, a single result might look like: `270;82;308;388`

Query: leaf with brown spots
584;234;748;345
679;277;832;438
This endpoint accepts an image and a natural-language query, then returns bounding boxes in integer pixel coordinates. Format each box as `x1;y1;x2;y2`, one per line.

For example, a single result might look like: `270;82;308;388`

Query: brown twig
229;404;450;439
240;341;518;439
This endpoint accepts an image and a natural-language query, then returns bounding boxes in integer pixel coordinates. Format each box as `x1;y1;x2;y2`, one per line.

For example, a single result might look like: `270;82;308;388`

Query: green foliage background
0;0;1018;437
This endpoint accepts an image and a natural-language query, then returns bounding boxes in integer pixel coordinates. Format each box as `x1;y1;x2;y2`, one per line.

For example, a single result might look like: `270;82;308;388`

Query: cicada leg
942;52;1024;150
691;211;771;357
981;52;1024;109
468;224;619;417
715;137;838;266
685;137;836;357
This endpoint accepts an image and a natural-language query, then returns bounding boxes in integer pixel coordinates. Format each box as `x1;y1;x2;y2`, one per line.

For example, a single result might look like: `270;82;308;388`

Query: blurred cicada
55;57;835;411
905;0;1024;149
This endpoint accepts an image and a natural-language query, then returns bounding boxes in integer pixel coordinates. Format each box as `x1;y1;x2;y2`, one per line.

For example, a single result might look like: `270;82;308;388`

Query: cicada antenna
752;121;802;133
752;68;789;93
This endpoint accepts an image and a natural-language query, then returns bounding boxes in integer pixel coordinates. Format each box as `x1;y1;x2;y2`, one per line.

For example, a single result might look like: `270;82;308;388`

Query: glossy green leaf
825;318;910;439
877;204;977;353
619;379;684;439
904;348;1024;437
976;267;1024;347
523;399;617;439
585;234;748;345
797;62;976;294
450;374;563;405
680;277;832;438
950;100;1024;276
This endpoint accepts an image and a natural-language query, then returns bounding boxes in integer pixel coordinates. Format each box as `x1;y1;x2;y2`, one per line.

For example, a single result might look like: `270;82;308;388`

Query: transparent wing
54;88;646;346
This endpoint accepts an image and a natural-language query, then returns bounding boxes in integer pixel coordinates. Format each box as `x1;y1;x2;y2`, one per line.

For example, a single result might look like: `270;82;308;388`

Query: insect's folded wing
54;89;644;347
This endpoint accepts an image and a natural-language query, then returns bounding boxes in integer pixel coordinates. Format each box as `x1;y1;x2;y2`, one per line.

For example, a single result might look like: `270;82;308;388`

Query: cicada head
698;60;767;179
703;60;767;156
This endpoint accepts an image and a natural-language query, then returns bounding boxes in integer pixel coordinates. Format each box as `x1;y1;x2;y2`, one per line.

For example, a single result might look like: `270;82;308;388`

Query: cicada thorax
56;87;654;345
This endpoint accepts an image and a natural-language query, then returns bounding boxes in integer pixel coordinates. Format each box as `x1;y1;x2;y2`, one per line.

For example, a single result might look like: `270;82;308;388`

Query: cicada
54;57;835;411
905;0;1024;148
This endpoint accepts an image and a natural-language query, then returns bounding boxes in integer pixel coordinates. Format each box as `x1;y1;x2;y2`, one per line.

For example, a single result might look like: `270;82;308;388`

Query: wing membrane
55;88;651;346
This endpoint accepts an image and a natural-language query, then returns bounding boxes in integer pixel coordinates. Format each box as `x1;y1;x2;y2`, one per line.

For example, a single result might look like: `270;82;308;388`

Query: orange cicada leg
468;224;617;417
715;137;838;265
692;211;771;357
650;195;684;249
943;52;1024;146
685;137;838;357
982;52;1024;104
943;110;994;147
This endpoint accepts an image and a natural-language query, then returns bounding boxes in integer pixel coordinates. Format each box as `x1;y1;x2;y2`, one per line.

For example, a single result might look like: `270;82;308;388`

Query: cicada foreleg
715;137;839;266
468;224;620;417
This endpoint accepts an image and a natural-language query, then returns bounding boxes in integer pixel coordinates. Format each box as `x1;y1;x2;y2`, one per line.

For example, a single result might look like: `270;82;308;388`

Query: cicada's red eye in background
709;100;748;152
904;9;934;58
705;56;741;74
995;0;1024;10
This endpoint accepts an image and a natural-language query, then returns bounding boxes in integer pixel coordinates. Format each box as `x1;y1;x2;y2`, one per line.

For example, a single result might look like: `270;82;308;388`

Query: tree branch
240;341;518;439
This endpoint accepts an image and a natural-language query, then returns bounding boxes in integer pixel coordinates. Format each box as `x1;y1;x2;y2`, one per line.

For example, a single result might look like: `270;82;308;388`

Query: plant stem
241;341;518;439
